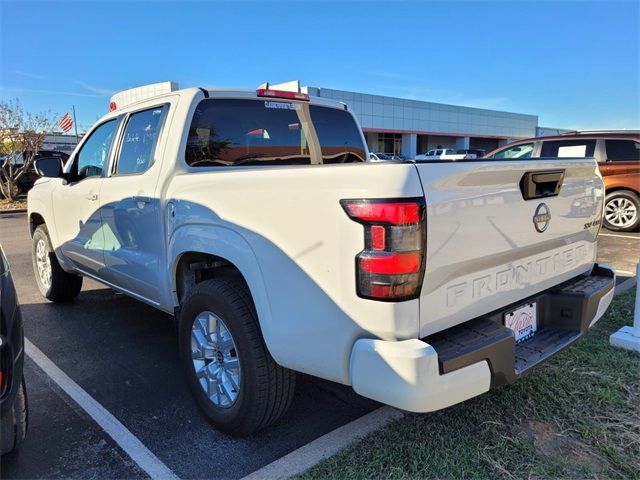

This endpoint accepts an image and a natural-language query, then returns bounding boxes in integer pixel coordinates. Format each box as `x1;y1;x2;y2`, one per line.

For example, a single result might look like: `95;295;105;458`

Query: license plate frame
504;302;537;344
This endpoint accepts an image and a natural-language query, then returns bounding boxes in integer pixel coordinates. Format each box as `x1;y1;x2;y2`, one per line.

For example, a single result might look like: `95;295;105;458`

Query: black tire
179;277;295;436
603;190;640;232
1;377;28;455
32;224;83;302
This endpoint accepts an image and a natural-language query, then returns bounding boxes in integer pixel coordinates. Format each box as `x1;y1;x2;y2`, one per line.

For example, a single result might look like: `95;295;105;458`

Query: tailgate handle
520;170;565;200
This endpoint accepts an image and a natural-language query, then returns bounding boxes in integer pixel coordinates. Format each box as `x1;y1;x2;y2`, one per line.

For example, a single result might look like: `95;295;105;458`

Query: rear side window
184;99;365;167
309;106;366;163
605;140;640;161
540;139;596;158
492;142;534;159
116;107;166;174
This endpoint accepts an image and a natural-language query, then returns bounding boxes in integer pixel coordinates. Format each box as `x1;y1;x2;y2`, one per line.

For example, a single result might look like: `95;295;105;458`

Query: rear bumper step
348;265;615;413
424;264;615;387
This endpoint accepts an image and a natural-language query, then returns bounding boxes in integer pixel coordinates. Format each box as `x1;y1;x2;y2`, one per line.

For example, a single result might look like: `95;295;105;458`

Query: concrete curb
615;276;637;296
0;209;27;215
241;406;406;480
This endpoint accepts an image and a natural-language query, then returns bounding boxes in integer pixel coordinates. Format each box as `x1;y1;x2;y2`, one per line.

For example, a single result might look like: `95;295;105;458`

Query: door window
74;119;118;180
491;142;534;159
605;140;640;161
115;107;166;174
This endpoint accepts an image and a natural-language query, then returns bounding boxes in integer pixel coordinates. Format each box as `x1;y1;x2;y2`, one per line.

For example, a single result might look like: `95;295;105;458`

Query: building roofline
362;127;525;140
310;86;538;120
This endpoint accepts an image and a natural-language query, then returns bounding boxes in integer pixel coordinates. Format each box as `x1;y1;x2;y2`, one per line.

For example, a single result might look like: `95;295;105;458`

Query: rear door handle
132;195;152;204
87;193;98;201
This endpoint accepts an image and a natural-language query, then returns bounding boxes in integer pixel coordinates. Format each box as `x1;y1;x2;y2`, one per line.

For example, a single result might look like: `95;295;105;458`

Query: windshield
491;143;535;159
185;98;366;167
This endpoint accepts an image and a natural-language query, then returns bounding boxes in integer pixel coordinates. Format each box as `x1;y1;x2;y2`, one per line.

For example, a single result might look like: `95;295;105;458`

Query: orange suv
486;130;640;232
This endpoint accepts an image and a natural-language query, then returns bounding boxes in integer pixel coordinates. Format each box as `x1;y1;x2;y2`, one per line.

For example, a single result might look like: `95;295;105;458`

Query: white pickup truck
28;81;615;435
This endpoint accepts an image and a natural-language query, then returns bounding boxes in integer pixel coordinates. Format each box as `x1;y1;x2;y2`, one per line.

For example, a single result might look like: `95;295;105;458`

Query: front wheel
179;277;295;436
603;191;640;232
32;225;83;302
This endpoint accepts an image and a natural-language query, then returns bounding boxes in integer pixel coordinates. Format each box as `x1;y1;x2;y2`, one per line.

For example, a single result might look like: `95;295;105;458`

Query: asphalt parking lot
0;212;379;479
0;212;638;479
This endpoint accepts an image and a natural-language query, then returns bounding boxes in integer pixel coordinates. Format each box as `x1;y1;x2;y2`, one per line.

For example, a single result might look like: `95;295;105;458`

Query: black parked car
0;245;27;455
0;150;69;196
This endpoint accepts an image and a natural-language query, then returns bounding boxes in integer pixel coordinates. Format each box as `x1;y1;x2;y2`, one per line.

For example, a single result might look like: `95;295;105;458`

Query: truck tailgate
414;158;604;338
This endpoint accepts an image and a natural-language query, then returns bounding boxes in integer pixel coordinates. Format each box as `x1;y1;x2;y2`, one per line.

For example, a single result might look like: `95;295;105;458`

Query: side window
116;107;166;175
492;142;534;159
75;119;118;179
540;139;596;158
605;140;640;161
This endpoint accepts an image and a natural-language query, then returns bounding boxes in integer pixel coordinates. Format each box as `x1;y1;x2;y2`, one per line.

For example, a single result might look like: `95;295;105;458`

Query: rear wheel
32;225;83;302
603;190;640;232
179;277;295;435
0;377;28;455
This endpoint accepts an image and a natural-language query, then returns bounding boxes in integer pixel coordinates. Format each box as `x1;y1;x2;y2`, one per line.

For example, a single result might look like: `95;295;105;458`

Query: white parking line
25;338;179;480
599;233;640;240
242;406;406;480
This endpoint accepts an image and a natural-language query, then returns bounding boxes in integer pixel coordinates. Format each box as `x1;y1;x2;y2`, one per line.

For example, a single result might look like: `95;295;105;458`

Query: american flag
59;112;73;133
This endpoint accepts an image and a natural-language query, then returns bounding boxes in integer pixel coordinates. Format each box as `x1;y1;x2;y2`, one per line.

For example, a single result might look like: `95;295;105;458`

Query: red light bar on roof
257;89;310;101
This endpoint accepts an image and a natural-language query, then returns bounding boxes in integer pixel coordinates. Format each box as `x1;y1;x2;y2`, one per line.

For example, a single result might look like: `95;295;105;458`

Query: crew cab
28;81;615;435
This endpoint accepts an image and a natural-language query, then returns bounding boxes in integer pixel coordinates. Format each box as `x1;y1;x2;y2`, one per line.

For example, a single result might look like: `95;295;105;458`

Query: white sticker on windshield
264;101;301;110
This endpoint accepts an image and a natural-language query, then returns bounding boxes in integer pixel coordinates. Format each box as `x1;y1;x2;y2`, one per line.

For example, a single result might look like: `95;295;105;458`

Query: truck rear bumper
349;264;615;413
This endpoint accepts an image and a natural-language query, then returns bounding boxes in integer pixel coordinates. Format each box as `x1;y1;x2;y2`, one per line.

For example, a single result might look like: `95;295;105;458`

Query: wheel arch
29;212;46;237
605;186;640;196
169;225;276;358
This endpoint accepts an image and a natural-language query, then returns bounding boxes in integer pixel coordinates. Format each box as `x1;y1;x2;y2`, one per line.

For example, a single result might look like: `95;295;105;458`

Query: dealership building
43;84;564;158
304;86;562;157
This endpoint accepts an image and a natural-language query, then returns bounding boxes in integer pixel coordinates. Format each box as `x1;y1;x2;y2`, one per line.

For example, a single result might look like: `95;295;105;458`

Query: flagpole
71;105;79;143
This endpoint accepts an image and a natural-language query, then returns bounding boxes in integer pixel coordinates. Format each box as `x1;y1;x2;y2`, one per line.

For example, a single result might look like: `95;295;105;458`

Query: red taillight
109;101;117;112
256;88;310;101
343;202;420;225
370;225;386;251
360;252;420;274
341;198;426;301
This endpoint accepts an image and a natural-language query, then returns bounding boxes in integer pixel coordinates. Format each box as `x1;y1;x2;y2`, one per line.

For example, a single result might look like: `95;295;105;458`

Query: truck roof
108;80;348;113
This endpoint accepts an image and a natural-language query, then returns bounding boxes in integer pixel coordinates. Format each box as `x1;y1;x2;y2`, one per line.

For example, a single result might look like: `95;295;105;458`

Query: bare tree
0;100;57;201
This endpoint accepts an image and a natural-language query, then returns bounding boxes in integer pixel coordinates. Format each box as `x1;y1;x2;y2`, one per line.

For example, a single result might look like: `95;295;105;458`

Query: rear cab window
185;98;366;167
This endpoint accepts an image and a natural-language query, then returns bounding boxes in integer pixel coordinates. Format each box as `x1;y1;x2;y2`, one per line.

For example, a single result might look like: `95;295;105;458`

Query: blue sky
1;0;638;132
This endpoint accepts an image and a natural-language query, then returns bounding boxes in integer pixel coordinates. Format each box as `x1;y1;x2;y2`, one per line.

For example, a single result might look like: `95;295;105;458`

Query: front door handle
132;196;152;204
87;193;98;201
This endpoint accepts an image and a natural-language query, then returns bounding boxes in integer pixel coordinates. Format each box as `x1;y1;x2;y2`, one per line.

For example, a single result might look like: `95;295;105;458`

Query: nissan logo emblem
533;203;551;233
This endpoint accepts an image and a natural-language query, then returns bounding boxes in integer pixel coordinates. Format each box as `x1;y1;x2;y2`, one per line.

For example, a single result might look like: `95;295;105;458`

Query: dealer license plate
504;302;537;344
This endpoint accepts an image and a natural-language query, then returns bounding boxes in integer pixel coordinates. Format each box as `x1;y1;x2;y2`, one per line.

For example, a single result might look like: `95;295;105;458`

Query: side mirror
34;157;64;178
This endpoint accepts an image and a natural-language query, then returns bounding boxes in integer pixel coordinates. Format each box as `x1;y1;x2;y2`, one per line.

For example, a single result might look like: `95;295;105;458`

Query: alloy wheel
605;197;638;229
190;311;241;408
35;238;52;289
